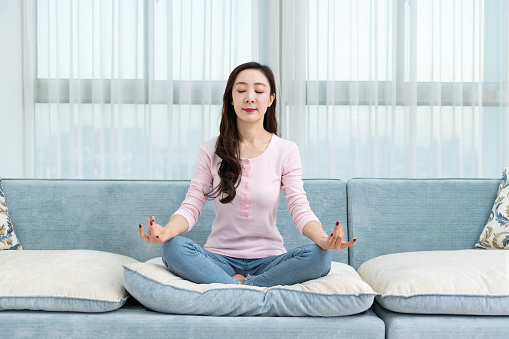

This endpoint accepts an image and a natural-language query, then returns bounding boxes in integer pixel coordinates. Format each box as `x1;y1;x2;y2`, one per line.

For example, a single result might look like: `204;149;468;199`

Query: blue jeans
162;236;332;287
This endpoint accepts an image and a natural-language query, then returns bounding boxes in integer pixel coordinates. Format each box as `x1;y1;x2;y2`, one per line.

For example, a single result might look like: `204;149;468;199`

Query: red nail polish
156;236;159;239
336;221;339;226
150;221;154;225
330;233;333;237
139;224;142;228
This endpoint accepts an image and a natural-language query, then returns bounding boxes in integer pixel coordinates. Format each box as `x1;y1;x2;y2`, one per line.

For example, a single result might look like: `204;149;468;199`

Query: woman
139;62;356;287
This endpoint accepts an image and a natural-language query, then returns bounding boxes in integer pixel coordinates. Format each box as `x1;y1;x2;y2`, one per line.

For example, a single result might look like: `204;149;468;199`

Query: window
27;0;509;179
32;0;260;179
293;0;506;178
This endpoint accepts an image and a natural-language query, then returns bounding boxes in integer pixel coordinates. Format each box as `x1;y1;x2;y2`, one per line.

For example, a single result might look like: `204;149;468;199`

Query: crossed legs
162;236;332;287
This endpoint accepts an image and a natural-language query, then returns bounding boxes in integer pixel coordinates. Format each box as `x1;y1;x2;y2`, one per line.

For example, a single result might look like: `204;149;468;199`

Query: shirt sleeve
172;144;214;231
281;142;320;234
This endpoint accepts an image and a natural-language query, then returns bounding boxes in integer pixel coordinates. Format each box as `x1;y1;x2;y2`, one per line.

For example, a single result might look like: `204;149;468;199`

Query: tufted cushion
123;258;375;317
358;250;509;315
0;250;138;312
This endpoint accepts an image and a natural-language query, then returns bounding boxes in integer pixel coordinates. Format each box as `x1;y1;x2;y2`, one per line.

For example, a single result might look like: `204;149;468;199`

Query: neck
237;121;271;143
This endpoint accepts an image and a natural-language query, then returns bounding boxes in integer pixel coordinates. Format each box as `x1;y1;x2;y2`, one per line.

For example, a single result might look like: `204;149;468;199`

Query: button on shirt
173;134;320;259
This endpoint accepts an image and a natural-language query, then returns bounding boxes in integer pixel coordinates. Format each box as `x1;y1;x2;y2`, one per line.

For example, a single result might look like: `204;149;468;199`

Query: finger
337;222;345;238
334;238;342;250
153;228;164;243
332;222;345;241
149;219;165;244
138;224;150;243
154;231;166;243
329;222;341;249
327;233;334;246
338;226;347;249
147;217;158;243
340;238;357;249
147;216;155;236
332;221;340;238
347;238;357;246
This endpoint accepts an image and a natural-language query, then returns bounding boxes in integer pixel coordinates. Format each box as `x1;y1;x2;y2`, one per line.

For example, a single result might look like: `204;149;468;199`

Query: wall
0;0;24;178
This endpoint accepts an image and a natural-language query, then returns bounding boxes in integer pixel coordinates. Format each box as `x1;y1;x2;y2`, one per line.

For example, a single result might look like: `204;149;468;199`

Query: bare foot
232;274;245;285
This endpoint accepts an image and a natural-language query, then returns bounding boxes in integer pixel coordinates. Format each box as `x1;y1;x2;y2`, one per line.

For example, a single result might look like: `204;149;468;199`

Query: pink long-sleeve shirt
173;134;320;259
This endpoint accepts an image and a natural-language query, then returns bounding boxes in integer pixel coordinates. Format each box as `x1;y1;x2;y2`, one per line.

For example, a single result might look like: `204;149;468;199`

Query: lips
244;108;256;112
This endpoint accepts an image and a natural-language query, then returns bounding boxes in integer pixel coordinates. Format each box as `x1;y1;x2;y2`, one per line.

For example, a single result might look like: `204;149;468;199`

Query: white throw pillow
0;250;138;312
124;258;376;317
358;250;509;315
476;167;509;250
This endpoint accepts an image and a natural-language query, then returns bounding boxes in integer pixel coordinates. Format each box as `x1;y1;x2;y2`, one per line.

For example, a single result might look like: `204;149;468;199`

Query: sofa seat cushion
0;250;138;312
0;302;386;339
123;258;376;317
358;249;509;315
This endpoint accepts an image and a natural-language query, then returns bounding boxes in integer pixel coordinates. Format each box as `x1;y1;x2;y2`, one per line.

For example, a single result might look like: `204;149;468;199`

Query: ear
268;93;275;107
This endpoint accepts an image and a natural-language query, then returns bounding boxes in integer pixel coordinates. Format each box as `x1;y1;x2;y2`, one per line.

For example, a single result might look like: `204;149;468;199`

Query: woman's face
231;69;275;126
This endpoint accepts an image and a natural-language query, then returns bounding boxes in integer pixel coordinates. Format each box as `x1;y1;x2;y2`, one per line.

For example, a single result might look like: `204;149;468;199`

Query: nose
245;91;255;103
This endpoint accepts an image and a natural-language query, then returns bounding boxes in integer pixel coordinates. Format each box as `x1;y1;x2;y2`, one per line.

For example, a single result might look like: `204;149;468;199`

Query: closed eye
236;90;264;94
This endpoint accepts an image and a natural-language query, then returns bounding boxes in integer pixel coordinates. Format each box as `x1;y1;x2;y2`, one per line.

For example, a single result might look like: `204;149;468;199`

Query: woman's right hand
138;216;174;244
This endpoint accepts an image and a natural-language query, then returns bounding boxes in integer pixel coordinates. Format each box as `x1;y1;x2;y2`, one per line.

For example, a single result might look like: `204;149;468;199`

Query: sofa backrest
347;178;500;269
2;179;348;263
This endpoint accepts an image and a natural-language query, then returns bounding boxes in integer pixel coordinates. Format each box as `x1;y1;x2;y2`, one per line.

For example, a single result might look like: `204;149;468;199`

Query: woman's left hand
318;222;356;250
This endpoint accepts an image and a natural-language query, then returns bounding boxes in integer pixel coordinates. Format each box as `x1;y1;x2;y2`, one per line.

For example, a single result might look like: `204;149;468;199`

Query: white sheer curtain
23;0;508;180
280;0;509;179
24;0;264;179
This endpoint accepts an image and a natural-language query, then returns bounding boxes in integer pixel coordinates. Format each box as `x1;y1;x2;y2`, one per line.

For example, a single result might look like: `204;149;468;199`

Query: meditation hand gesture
139;216;173;244
319;222;356;250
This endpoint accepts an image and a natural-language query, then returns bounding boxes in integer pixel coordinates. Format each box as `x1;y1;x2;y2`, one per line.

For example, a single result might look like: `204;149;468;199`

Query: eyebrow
234;82;267;87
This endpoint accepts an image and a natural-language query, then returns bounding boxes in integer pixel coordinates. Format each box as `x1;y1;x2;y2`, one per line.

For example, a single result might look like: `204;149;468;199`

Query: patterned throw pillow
475;167;509;250
0;178;22;250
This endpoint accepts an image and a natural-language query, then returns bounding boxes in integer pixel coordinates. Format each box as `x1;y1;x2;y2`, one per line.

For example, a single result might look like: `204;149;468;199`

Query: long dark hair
208;62;278;204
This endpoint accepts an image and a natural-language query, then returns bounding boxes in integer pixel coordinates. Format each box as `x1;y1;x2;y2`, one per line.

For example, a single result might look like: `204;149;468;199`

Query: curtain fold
28;0;259;179
279;0;508;179
23;0;509;180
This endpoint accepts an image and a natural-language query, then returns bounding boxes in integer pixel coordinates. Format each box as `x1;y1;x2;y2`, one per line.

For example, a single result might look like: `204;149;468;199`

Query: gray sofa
0;178;508;338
